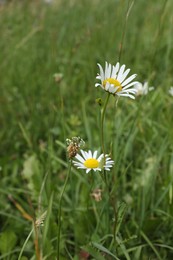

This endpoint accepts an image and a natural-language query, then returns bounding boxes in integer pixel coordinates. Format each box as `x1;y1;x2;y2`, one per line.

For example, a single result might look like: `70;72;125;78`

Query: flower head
35;211;47;227
168;86;173;96
73;150;114;173
134;81;154;96
66;137;85;158
90;188;103;202
95;62;138;99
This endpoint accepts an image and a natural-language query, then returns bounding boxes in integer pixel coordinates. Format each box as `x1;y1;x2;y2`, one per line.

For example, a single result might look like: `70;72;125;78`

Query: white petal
120;88;137;94
105;62;108;77
75;166;86;169
106;159;114;164
73;161;84;166
105;162;114;166
80;150;88;160
127;89;137;94
111;62;120;78
98;154;104;161
106;163;113;167
112;86;119;93
95;83;101;87
86;169;91;174
108;85;116;93
119;68;130;83
105;82;110;91
117;64;126;82
116;93;135;99
73;163;85;168
75;154;85;163
105;62;112;78
97;63;104;81
88;150;92;158
93;150;98;159
121;74;137;86
122;81;139;90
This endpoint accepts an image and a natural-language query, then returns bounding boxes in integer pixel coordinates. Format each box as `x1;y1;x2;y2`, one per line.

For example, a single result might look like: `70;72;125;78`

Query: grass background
0;0;173;259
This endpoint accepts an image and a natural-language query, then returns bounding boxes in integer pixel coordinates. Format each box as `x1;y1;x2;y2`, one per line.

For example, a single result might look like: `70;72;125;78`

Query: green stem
57;160;72;259
100;93;110;155
100;93;111;190
118;0;134;62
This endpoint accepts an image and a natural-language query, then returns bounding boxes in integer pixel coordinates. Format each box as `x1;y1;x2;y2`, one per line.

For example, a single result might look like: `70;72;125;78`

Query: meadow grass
0;0;173;259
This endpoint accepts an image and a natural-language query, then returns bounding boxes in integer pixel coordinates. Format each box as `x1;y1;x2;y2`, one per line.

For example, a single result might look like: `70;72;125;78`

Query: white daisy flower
95;61;138;99
168;86;173;96
73;150;114;173
134;81;154;96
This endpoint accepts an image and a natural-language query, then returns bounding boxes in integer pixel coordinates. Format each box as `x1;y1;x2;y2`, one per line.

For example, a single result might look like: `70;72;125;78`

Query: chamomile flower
168;86;173;96
95;61;138;99
73;150;114;173
134;81;154;96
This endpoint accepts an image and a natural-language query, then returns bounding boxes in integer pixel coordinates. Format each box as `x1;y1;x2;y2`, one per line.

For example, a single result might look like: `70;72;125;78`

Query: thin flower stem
18;228;33;260
118;0;134;62
100;93;111;192
33;221;41;260
57;160;72;259
150;0;168;72
101;93;110;156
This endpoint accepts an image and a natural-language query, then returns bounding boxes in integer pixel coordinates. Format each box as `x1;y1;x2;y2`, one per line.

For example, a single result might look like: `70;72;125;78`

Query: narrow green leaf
114;201;127;236
81;245;105;260
92;242;120;260
43;192;54;247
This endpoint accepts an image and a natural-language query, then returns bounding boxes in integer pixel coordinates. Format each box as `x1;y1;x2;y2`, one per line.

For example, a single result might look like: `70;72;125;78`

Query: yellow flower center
84;158;99;169
103;78;122;92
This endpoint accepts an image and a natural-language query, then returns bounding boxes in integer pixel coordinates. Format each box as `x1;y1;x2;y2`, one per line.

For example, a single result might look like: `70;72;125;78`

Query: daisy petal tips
73;150;114;173
134;81;154;96
168;86;173;96
95;61;138;99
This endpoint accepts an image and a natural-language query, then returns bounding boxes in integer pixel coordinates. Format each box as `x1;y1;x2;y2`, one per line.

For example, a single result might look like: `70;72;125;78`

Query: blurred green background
0;0;173;259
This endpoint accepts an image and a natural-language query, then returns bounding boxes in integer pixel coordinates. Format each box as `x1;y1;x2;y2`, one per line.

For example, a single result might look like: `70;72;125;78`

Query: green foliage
0;0;173;259
22;154;42;200
0;230;17;255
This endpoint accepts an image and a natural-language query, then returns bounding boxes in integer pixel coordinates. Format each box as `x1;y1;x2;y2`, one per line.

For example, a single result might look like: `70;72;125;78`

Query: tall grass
0;0;173;259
